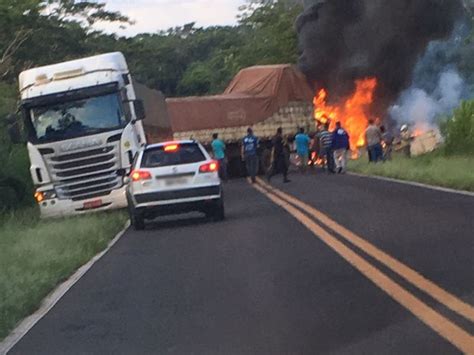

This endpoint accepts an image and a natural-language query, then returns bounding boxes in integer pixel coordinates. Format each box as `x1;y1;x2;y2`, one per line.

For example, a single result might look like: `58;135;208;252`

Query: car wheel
132;213;145;230
128;203;145;230
211;198;225;221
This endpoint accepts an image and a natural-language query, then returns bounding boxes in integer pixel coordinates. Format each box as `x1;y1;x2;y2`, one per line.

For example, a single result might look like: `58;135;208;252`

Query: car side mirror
133;100;146;121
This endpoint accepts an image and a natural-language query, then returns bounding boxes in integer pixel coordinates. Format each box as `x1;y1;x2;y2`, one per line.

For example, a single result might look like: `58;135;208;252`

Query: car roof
145;140;198;150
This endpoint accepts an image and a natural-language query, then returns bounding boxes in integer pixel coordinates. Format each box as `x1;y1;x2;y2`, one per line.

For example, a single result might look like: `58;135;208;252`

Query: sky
96;0;247;37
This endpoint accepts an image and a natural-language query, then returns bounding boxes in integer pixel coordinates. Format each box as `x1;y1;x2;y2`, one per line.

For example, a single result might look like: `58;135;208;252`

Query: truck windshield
29;93;126;143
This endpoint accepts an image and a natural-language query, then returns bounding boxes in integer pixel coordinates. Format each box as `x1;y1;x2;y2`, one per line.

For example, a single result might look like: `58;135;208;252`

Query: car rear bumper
133;185;221;207
136;198;221;218
131;184;222;218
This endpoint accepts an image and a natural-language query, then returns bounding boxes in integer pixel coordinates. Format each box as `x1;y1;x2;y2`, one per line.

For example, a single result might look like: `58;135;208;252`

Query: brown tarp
167;64;314;133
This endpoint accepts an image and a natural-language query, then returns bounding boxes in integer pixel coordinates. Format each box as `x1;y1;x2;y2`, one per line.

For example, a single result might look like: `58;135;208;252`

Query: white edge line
348;172;474;198
0;221;131;355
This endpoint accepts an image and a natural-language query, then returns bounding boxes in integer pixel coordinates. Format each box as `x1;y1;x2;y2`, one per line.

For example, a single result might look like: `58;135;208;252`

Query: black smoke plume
297;0;465;115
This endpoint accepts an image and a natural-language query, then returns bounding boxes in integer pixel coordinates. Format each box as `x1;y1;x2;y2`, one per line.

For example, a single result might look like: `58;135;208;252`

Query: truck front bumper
38;186;128;218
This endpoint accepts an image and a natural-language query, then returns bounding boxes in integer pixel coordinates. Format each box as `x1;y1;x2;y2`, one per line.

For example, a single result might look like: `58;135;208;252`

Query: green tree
0;0;130;82
178;62;213;96
173;0;302;96
443;100;474;155
236;0;302;67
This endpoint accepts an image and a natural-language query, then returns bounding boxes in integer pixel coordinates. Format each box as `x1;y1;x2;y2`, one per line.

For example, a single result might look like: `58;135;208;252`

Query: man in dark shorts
267;127;290;183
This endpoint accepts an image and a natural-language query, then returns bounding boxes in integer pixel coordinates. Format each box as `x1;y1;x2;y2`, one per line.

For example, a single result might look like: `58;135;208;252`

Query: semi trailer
167;64;315;175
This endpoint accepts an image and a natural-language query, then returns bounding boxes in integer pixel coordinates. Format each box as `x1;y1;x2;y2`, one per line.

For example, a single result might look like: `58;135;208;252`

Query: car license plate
164;177;188;186
83;199;103;209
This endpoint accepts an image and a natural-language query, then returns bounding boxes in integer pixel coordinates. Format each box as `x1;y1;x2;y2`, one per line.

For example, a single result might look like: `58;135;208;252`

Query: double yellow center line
253;178;474;354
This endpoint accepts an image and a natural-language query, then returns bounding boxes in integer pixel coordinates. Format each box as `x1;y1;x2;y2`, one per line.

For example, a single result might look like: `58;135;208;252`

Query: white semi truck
18;52;147;218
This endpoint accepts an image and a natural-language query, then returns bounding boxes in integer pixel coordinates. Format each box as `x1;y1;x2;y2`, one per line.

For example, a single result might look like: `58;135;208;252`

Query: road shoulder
0;222;130;355
348;172;474;197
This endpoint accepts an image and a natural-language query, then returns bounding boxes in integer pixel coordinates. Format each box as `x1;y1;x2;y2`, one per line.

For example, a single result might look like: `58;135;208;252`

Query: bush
443;100;474;155
0;141;33;211
0;82;33;211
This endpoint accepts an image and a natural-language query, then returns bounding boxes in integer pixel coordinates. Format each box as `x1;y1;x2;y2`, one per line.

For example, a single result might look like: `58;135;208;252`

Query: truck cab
19;52;146;218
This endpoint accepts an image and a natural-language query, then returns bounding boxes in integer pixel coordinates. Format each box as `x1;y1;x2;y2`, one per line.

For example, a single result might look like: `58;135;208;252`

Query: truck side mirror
134;100;146;121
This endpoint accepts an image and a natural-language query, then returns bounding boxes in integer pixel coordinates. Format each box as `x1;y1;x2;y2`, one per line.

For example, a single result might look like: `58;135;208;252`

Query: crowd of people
211;122;408;183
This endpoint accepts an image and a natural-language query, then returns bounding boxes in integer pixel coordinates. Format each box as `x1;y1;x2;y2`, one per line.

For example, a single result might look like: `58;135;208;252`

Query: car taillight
199;161;219;173
131;170;152;181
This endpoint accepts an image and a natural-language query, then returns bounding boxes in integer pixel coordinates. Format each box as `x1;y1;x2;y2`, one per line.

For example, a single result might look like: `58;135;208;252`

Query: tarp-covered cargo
167;65;314;134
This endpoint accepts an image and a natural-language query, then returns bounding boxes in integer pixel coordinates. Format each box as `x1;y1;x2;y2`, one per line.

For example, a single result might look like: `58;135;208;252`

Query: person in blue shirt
211;133;227;182
331;122;350;174
295;127;311;173
241;127;259;183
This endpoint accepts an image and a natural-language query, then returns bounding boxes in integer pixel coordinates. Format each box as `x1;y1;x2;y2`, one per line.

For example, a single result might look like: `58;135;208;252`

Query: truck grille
44;144;122;201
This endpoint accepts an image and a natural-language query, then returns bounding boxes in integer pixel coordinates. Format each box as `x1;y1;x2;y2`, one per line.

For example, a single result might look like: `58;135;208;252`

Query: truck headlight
34;190;56;203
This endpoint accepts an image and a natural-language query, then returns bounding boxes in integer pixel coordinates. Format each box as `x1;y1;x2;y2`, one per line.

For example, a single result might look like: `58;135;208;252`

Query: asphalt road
10;172;474;354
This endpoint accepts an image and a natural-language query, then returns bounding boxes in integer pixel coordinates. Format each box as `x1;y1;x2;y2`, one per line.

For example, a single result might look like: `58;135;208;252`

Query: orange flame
313;78;377;153
308;152;325;166
412;129;424;137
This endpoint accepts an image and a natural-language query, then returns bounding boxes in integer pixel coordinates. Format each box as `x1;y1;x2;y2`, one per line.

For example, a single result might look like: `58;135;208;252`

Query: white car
126;140;224;230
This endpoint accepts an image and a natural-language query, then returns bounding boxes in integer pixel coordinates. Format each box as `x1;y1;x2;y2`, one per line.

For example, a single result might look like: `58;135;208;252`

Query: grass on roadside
0;209;128;340
348;151;474;192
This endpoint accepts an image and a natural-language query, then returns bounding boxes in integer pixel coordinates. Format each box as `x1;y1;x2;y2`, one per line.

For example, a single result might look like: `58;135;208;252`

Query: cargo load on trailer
167;65;314;175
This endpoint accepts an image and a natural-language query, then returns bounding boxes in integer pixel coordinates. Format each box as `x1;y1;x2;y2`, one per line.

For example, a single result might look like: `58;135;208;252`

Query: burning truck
296;0;465;155
166;62;445;177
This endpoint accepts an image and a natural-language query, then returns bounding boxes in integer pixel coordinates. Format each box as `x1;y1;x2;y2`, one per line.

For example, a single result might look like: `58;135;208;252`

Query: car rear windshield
141;143;206;168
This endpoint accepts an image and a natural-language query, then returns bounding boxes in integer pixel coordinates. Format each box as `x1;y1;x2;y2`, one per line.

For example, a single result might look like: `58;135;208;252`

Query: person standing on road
241;127;259;183
295;127;311;173
399;124;412;158
211;133;228;182
380;125;394;161
365;119;383;162
319;123;335;173
331;122;350;174
267;127;291;183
